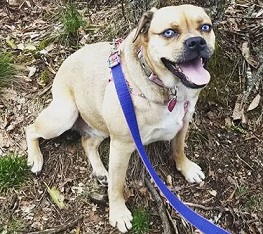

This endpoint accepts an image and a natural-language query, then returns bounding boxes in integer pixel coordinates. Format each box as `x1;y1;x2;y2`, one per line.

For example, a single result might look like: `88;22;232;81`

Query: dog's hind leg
25;95;78;174
81;136;108;186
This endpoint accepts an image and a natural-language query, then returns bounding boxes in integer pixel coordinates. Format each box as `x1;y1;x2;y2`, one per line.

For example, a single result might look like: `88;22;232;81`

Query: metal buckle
108;51;121;68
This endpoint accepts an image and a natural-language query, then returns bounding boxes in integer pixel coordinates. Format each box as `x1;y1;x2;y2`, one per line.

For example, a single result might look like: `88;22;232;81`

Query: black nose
185;37;206;51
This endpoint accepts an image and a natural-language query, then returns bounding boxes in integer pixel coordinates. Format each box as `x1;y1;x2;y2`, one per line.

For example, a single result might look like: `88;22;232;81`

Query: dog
25;4;215;233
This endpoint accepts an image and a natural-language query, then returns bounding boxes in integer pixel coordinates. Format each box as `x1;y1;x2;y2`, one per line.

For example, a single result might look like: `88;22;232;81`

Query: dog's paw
93;167;109;186
109;204;133;233
27;154;43;174
177;158;205;183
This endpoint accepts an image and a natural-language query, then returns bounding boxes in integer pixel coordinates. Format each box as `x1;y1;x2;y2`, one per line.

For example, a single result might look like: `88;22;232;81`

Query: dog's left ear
132;7;157;43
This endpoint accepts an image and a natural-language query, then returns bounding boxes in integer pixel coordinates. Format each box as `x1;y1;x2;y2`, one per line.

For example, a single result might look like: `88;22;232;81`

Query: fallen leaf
6;37;17;49
241;42;259;68
225;117;232;128
44;182;65;209
27;66;37;77
232;94;244;121
247;94;261;112
24;43;37;51
209;190;217;197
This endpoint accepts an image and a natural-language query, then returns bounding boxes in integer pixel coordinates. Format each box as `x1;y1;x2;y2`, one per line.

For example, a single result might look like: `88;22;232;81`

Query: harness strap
111;62;230;234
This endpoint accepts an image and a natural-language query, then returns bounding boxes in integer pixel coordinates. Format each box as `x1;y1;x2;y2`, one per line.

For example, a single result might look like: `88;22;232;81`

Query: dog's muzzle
161;36;213;89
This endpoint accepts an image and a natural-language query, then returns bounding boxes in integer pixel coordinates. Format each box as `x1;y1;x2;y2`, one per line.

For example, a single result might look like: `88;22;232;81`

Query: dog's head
133;5;215;89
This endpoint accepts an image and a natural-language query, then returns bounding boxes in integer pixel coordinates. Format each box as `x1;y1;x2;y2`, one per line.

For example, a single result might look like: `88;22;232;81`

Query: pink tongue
179;58;210;85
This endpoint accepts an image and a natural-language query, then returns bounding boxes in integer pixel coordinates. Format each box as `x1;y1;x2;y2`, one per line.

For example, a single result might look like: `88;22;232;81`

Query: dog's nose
185;37;206;51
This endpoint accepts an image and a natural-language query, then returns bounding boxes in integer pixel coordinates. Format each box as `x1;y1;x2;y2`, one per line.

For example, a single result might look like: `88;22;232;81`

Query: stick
25;216;83;234
184;202;229;212
145;178;172;234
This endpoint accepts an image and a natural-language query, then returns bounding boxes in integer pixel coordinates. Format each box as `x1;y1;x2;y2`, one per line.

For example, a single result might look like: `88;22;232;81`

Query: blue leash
111;63;230;234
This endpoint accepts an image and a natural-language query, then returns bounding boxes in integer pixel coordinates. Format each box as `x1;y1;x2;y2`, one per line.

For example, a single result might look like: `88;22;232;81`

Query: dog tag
168;98;177;112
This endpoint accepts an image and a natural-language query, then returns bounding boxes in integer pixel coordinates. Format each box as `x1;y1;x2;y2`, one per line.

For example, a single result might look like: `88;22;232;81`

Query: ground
0;0;262;234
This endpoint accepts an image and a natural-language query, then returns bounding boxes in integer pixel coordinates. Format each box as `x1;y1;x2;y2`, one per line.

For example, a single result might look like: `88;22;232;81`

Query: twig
235;153;253;170
166;209;180;234
145;177;172;234
226;16;263;19
25;216;83;234
184;202;229;212
38;84;52;97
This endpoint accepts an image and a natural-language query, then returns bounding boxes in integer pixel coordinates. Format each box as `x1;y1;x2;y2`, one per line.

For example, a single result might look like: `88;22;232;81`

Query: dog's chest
141;101;189;144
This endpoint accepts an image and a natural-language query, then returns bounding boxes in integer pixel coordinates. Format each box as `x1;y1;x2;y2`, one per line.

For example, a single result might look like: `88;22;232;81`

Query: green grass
0;215;25;234
0;53;16;93
60;5;86;38
0;155;29;193
132;207;150;234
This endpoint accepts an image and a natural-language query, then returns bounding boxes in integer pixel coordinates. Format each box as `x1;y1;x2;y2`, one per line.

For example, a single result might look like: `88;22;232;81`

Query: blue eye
162;29;178;38
201;24;212;32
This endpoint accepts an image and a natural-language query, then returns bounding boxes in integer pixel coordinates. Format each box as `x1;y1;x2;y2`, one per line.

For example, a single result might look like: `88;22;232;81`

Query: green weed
38;70;52;86
132;207;150;234
244;194;263;212
60;5;86;38
0;155;29;193
236;185;248;197
0;53;16;93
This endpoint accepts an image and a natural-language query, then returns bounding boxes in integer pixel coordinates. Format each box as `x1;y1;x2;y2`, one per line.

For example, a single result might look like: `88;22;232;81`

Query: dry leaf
209;190;217;197
27;66;37;77
44;183;65;209
241;42;259;68
247;94;261;112
256;8;263;17
24;43;37;51
232;94;244;121
6;38;17;49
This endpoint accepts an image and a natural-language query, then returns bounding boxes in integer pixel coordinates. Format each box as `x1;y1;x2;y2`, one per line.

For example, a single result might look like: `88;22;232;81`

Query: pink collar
108;41;188;113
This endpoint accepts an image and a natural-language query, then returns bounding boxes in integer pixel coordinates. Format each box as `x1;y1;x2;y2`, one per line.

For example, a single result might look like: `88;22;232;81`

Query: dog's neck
138;48;167;88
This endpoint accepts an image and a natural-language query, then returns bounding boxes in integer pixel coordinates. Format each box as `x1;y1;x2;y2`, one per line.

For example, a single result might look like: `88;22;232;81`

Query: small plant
0;53;16;93
60;5;86;38
132;207;150;234
244;194;263;212
236;185;248;197
0;155;29;193
38;70;51;86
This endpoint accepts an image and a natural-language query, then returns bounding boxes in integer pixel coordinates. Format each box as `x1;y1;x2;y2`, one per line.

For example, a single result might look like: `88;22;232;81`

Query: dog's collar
138;48;166;88
138;48;180;112
108;41;182;112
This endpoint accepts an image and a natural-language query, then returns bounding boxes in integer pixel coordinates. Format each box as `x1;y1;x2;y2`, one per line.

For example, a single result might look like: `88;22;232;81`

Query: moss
199;42;240;105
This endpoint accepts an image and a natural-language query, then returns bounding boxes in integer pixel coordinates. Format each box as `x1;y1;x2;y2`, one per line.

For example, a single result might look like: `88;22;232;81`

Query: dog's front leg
172;121;205;183
108;139;134;233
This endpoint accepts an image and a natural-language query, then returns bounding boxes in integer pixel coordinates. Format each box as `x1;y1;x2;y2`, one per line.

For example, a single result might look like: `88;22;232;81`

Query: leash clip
108;51;121;68
108;38;123;68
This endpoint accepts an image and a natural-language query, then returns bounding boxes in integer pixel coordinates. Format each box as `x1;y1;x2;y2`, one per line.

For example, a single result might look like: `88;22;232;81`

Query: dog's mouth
161;57;210;89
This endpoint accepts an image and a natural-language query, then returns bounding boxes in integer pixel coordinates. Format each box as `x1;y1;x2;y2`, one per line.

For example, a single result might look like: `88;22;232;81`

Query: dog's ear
132;8;157;43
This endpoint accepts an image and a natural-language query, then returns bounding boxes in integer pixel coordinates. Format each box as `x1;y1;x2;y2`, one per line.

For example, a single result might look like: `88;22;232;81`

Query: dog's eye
200;24;212;32
162;29;178;38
